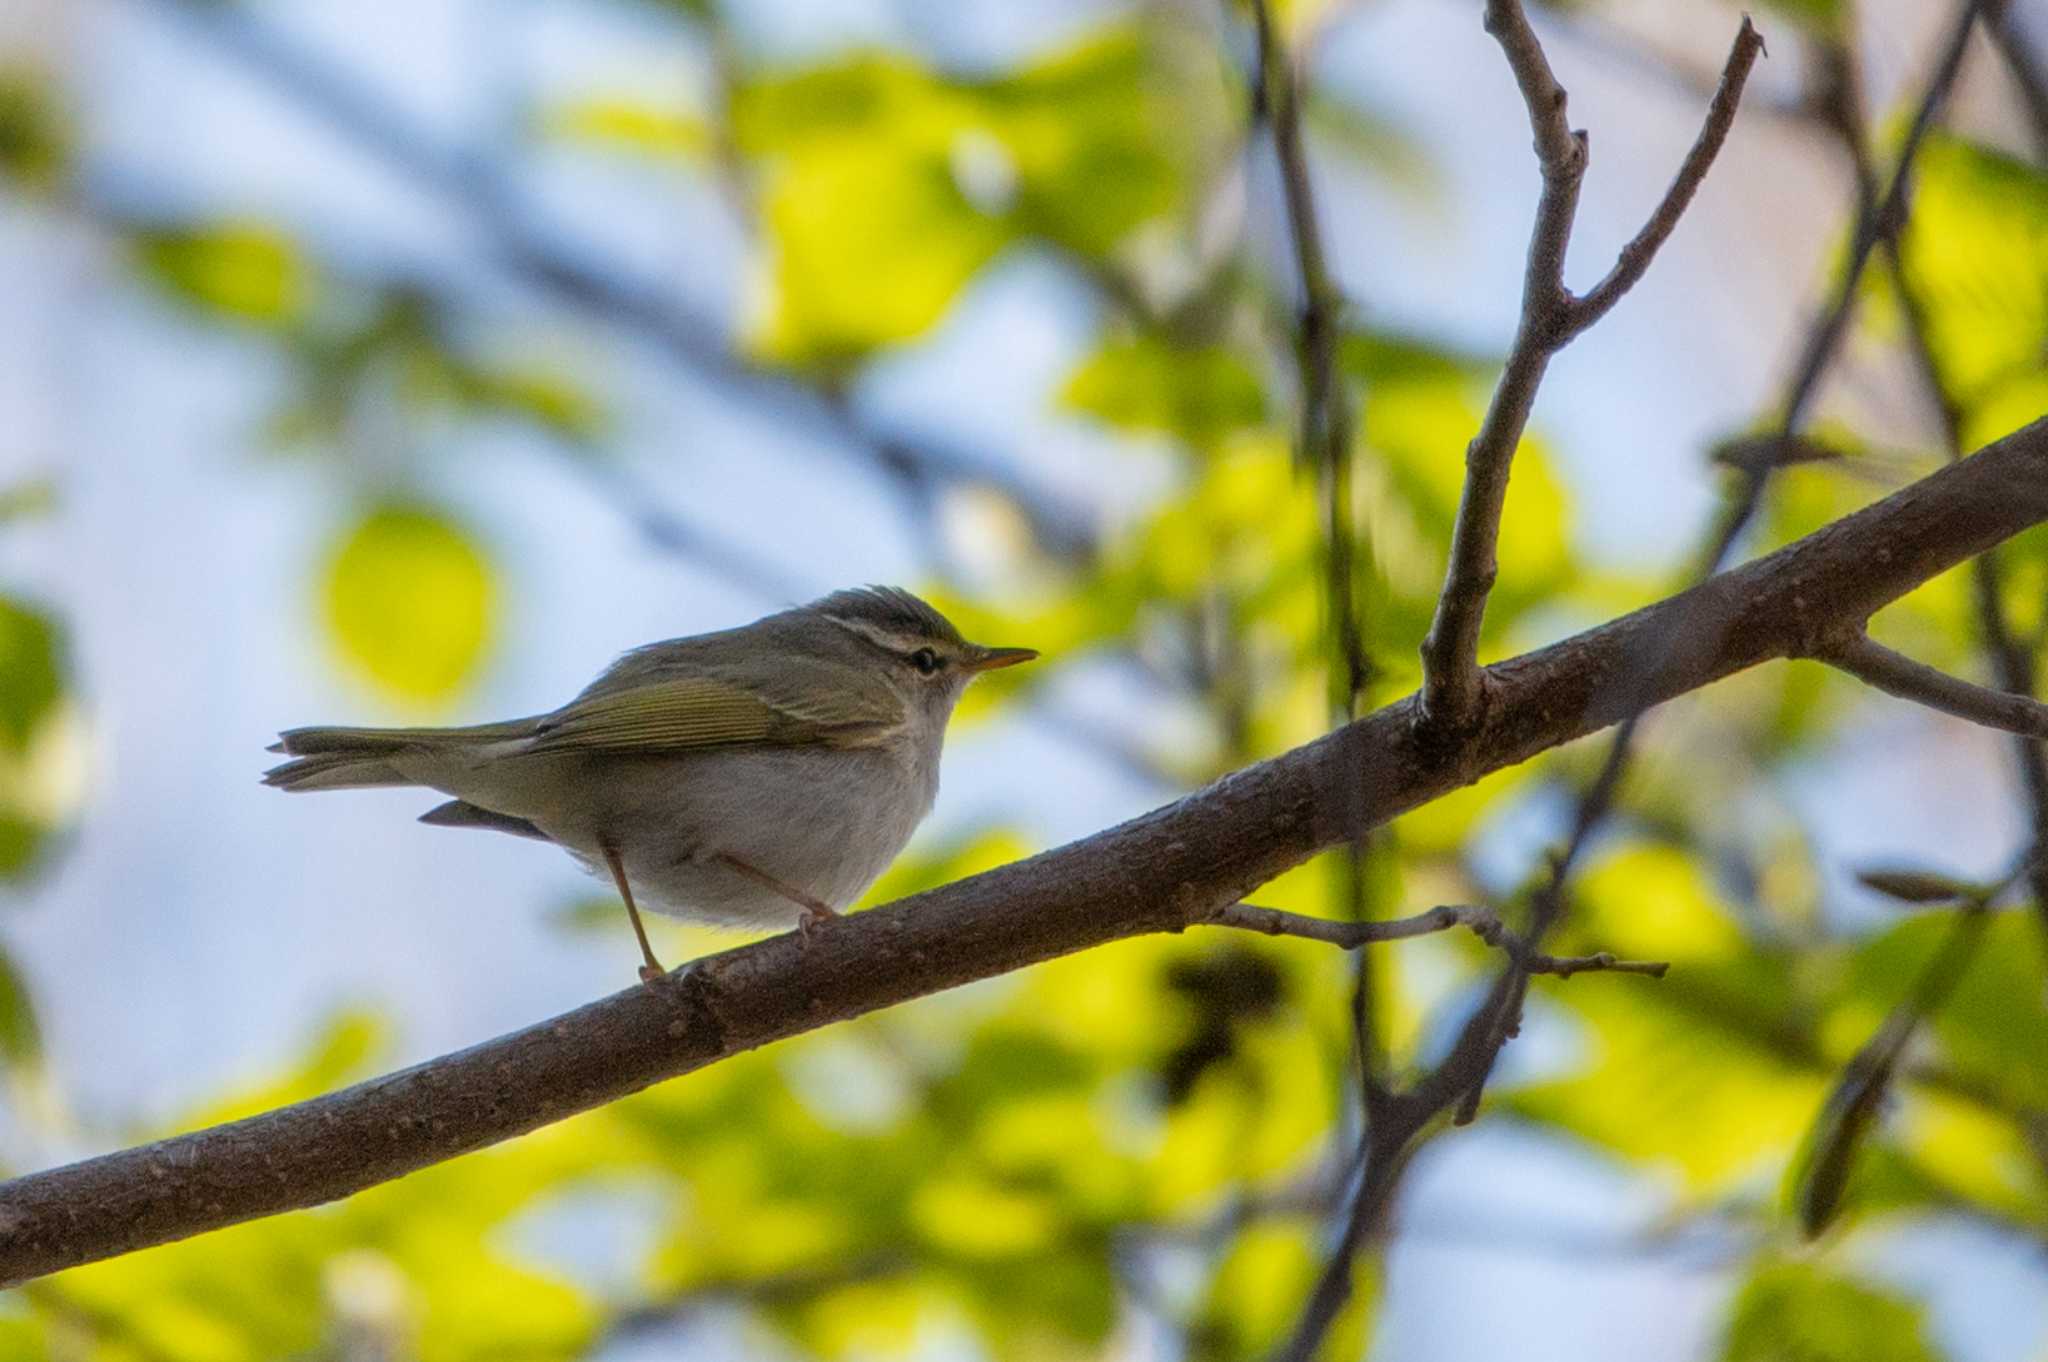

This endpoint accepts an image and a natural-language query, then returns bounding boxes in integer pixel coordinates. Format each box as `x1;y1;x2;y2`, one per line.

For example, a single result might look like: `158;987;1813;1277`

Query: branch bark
1418;9;1762;725
0;414;2043;1286
1205;902;1667;975
1815;631;2048;741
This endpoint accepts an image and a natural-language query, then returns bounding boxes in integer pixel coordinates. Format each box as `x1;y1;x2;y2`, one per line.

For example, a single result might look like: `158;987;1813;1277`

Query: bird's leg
714;852;840;940
600;838;667;984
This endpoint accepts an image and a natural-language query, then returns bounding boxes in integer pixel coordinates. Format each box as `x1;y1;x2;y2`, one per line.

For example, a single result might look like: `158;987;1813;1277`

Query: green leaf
319;503;496;705
737;26;1201;365
0;812;43;881
0;66;68;189
0;595;62;755
136;222;314;326
0;477;56;524
1721;1260;1940;1362
1062;332;1266;449
0;944;40;1066
1788;1031;1901;1238
538;98;710;162
1882;135;2048;449
1846;911;2048;1107
1303;89;1432;192
737;53;1007;365
751;130;1010;366
1748;0;1845;35
982;29;1195;259
1853;866;1983;906
455;364;609;444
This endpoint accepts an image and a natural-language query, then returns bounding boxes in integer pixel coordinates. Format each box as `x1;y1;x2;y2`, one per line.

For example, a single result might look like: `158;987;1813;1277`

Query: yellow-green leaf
320;504;496;705
539;98;710;162
0;66;68;189
0;595;61;754
137;222;314;326
1721;1260;1939;1362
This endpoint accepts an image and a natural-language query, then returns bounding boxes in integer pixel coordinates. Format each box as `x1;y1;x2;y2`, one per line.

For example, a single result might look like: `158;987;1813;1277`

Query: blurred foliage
734;25;1226;366
320;503;498;706
1720;1259;1939;1362
137;222;315;328
0;67;68;190
3;1;2047;1361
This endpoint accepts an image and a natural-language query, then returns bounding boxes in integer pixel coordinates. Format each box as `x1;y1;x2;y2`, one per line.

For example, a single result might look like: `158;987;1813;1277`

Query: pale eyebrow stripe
821;614;924;656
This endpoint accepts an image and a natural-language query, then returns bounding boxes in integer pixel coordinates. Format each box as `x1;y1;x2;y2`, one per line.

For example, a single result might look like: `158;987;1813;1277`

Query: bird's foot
797;904;840;944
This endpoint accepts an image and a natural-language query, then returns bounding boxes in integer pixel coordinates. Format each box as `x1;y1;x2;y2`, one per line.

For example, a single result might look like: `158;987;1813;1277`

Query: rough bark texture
2;414;2044;1286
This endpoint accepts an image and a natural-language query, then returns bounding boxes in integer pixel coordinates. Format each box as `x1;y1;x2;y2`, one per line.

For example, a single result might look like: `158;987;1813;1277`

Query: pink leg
714;853;840;939
601;839;668;984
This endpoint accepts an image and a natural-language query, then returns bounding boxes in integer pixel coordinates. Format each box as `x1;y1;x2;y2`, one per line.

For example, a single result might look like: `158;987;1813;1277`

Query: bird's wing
523;674;895;756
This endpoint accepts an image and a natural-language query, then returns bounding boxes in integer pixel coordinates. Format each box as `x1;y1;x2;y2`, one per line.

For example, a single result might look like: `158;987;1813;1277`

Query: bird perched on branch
265;586;1035;983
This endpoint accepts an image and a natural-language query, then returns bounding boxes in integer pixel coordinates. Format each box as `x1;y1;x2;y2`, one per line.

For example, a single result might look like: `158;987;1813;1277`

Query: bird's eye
909;647;942;676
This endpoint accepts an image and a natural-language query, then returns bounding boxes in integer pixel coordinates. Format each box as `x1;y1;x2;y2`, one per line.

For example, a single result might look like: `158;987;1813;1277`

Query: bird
264;586;1036;982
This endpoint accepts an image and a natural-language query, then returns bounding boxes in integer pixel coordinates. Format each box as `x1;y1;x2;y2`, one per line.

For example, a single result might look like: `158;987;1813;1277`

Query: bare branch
1570;18;1767;334
1274;23;1997;1344
1417;0;1585;726
1245;0;1370;706
1203;902;1667;976
0;415;2039;1285
1779;0;1984;435
1419;6;1761;726
1436;0;1996;1121
1208;900;1471;946
1815;631;2048;741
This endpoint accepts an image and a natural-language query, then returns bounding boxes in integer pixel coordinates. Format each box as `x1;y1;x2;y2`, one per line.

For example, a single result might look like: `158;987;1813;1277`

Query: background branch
146;0;1100;561
1;413;2042;1286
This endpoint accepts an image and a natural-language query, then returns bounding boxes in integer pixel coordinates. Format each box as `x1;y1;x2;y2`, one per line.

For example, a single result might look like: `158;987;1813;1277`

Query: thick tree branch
1815;631;2048;741
0;415;2041;1285
1418;7;1761;725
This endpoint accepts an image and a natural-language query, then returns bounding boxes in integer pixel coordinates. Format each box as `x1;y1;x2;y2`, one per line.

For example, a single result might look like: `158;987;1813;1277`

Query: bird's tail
262;719;534;792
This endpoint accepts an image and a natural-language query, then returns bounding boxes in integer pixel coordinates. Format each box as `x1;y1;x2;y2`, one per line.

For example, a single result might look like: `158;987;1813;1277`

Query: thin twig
1570;18;1766;334
1418;7;1761;726
1273;1125;1415;1362
1778;0;1985;435
1418;0;1586;726
1246;0;1370;708
1204;902;1668;976
1815;631;2048;741
1241;0;1385;1121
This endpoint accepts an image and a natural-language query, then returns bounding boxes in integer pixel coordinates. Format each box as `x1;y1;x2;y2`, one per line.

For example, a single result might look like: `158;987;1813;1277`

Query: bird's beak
968;645;1039;673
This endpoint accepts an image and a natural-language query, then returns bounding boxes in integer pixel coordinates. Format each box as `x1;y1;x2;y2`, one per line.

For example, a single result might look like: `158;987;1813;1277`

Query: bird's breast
597;740;939;927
